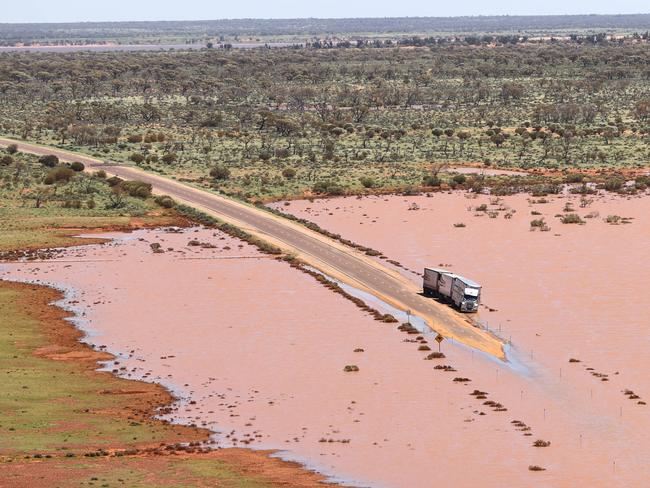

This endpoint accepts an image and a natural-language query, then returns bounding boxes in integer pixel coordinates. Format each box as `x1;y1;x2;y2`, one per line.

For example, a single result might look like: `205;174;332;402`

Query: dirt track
0;137;504;358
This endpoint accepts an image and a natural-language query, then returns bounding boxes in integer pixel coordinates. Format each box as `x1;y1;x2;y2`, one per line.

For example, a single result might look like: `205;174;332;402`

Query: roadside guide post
406;309;411;325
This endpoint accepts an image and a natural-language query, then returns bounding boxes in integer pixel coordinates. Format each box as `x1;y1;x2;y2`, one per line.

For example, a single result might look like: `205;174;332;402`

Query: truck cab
457;285;480;312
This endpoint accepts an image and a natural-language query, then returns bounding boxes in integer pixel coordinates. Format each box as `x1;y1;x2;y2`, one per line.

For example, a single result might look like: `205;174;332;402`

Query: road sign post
435;334;444;352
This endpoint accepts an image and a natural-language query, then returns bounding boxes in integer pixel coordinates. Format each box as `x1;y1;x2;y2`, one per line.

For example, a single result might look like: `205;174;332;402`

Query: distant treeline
310;31;650;49
1;14;650;45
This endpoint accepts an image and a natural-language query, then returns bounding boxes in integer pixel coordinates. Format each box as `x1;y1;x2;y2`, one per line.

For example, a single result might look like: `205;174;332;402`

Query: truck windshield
464;295;478;301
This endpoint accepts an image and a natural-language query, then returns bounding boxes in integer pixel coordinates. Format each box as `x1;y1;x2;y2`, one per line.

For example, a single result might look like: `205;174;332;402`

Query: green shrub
0;155;12;166
161;152;177;164
603;177;624;192
210;165;231;180
154;195;175;208
312;181;344;195
39;154;59;168
560;213;585;224
359;176;375;188
282;168;297;179
530;218;546;228
452;174;467;184
62;199;82;209
69;161;85;172
565;173;584;183
44;166;75;185
423;175;441;187
120;180;152;198
605;215;621;224
106;176;122;187
129;153;145;164
6;144;18;154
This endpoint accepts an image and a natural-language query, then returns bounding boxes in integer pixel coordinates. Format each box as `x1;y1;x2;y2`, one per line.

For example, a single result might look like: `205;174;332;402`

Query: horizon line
3;12;650;26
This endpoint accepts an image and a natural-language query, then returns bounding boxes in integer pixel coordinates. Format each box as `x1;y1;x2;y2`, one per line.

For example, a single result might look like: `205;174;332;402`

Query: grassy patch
0;283;185;454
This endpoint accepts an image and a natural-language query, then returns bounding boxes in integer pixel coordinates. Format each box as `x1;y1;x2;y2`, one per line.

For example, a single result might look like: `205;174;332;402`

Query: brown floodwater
2;190;650;487
268;190;650;486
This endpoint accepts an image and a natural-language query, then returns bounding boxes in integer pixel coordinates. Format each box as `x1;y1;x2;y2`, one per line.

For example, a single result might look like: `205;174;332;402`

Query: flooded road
3;188;650;486
269;190;650;486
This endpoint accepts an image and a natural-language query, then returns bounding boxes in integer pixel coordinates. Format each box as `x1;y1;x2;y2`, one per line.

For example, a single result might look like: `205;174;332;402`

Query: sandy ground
2;189;650;487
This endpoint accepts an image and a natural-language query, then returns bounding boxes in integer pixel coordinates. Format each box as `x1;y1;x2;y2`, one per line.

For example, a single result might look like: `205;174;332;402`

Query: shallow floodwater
2;206;649;486
268;191;650;486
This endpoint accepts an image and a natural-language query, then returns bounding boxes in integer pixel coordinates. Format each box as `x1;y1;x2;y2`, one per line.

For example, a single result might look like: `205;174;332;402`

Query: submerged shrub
560;213;585;224
603;177;624;192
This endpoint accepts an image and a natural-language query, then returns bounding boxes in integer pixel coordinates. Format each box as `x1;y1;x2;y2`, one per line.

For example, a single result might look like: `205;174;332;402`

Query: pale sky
1;0;648;23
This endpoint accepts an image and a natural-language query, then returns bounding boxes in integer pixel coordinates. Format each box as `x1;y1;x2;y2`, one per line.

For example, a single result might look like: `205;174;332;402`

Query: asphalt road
1;138;504;358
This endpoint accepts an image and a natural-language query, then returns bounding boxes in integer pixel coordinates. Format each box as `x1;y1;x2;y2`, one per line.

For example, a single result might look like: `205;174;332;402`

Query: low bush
603;177;624;192
560;213;585;224
282;168;296;180
120;180;152;198
530;218;546;228
106;176;122;187
129;153;145;164
154;195;175;208
44;166;75;184
423;175;441;187
210;165;231;180
564;173;584;183
38;154;59;167
452;174;467;184
312;181;344;195
359;176;375;188
69;161;85;172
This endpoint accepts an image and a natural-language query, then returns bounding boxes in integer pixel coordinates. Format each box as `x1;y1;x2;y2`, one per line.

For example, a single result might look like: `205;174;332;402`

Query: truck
423;267;481;313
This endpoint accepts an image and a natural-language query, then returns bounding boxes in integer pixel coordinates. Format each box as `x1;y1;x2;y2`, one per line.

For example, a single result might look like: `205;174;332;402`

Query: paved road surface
0;138;504;358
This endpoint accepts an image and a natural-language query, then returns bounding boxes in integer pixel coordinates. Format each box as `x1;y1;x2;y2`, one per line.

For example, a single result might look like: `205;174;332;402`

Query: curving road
1;137;504;358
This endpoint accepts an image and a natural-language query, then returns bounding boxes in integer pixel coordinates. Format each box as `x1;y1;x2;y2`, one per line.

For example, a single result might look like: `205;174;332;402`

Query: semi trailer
423;267;481;313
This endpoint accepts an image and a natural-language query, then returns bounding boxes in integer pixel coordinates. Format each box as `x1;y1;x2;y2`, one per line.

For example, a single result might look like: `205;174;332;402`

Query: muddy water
3;196;650;486
268;191;650;487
